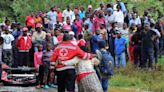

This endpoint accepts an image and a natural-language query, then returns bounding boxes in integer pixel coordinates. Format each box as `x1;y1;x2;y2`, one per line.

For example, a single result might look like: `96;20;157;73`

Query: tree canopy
0;0;163;23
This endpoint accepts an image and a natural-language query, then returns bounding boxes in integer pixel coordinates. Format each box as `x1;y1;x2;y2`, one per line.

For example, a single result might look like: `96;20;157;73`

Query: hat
116;30;121;34
107;8;113;13
22;27;28;31
88;5;92;9
36;23;42;28
69;31;75;36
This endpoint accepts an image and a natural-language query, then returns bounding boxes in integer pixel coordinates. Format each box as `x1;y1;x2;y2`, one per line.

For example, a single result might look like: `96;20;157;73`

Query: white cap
69;31;75;36
88;5;92;9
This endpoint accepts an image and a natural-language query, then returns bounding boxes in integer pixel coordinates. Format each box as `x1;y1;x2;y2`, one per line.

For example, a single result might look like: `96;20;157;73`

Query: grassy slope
109;56;164;92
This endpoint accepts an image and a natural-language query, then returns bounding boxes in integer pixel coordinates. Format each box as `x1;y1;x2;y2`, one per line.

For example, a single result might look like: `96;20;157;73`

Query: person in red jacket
51;33;92;92
16;27;32;66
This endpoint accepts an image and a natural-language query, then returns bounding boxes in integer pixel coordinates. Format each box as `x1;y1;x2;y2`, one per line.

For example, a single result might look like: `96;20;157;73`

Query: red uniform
51;41;92;71
16;35;32;52
77;39;86;47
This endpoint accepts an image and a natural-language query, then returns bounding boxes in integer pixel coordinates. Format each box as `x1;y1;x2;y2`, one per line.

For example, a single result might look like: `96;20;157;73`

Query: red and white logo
59;48;68;57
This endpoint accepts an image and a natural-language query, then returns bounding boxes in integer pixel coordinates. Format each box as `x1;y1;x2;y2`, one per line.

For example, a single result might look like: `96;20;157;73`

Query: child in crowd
34;44;43;88
42;43;54;89
0;37;3;84
115;31;126;68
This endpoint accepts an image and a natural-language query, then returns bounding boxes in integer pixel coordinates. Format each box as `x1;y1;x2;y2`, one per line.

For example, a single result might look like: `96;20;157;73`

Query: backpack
98;50;114;77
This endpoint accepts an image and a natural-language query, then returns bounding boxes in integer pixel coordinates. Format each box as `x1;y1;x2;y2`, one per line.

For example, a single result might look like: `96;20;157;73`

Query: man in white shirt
105;8;114;31
47;7;57;30
129;13;141;26
113;5;124;30
1;29;14;66
63;5;75;23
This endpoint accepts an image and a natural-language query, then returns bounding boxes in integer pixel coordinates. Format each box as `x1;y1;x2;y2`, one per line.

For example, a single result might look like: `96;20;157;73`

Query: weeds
109;56;164;92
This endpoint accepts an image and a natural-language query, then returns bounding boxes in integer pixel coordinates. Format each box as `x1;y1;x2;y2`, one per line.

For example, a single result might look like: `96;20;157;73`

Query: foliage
109;56;164;92
0;0;163;24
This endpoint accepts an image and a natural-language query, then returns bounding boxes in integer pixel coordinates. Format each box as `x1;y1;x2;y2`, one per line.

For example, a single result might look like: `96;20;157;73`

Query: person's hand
92;57;100;66
109;61;112;65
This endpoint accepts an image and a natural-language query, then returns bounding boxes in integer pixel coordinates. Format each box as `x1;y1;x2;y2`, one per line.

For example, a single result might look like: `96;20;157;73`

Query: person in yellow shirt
32;23;46;52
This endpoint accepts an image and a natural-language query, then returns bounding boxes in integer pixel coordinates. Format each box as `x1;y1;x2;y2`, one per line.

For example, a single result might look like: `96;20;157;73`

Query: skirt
78;73;103;92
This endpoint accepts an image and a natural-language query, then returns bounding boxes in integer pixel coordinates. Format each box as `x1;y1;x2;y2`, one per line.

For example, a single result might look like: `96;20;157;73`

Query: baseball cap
22;27;28;31
116;30;121;34
107;8;113;13
36;23;42;28
69;31;75;36
88;5;92;9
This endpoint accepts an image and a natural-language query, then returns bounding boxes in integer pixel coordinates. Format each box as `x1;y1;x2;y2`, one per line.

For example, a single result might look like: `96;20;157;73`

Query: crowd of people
0;0;164;92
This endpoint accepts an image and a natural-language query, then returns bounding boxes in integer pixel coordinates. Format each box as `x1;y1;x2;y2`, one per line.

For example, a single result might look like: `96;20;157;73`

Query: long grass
109;56;164;92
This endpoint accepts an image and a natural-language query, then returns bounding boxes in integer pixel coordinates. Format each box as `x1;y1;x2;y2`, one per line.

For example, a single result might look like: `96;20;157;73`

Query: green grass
109;56;164;92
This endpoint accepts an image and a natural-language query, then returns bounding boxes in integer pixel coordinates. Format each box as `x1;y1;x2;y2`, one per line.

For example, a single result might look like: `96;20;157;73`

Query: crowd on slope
0;1;164;92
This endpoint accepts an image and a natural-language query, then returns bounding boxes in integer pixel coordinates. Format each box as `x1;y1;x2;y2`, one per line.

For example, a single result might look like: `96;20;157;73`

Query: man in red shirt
51;33;92;92
16;27;32;66
26;13;35;30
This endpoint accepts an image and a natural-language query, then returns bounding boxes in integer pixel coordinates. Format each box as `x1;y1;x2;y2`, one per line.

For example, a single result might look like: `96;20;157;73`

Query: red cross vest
51;41;92;71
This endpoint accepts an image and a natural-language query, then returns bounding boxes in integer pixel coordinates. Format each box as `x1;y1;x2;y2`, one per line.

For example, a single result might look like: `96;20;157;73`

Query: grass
109;56;164;92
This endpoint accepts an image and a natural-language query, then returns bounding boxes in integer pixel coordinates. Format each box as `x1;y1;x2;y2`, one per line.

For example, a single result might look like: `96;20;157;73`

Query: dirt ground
0;86;146;92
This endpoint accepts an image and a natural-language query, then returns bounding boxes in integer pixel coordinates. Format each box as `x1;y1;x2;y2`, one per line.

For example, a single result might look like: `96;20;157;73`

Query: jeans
116;52;126;68
142;48;154;68
37;65;44;85
154;42;159;64
2;49;13;66
159;37;164;57
56;69;76;92
18;52;30;66
133;45;141;66
101;78;109;92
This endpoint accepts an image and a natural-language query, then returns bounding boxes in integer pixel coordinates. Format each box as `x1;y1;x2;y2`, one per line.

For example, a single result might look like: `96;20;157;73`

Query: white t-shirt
1;34;15;49
24;36;27;44
53;36;59;45
62;10;75;23
113;10;124;23
47;11;57;24
105;15;114;31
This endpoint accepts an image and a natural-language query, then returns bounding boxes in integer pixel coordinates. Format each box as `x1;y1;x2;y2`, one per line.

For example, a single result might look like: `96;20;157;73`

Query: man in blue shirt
79;6;86;20
115;31;126;68
91;30;103;53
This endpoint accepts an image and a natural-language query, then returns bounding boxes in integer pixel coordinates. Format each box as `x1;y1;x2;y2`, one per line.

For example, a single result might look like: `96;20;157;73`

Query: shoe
44;85;50;89
50;84;58;88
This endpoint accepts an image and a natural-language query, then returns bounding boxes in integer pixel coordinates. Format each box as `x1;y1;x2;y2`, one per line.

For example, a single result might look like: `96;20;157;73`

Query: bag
98;50;114;76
